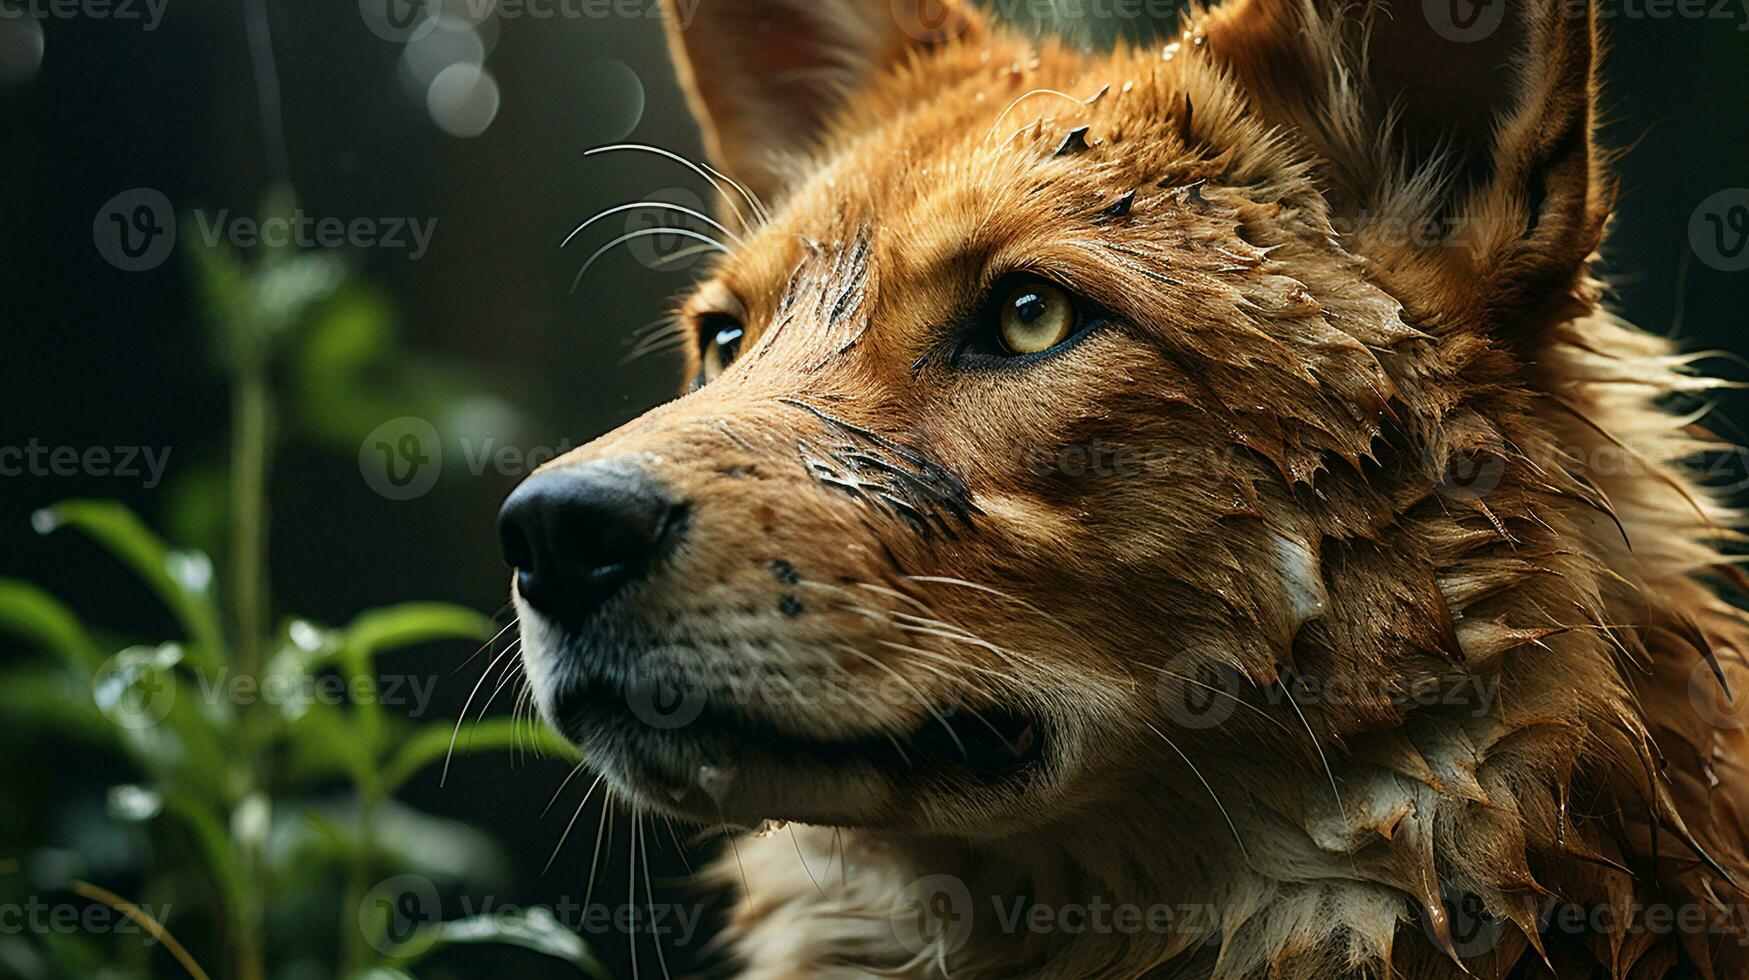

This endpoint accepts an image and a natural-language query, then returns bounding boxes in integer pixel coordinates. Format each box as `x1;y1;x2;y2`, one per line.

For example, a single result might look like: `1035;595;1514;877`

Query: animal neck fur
714;301;1749;980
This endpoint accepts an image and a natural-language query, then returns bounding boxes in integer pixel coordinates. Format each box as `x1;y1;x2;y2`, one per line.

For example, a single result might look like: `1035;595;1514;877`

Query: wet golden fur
514;1;1749;975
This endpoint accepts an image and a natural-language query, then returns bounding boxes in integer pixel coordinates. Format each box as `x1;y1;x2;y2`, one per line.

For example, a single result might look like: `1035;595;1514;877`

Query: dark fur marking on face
1054;126;1091;156
769;559;801;585
781;398;981;539
1100;190;1137;219
778;594;805;618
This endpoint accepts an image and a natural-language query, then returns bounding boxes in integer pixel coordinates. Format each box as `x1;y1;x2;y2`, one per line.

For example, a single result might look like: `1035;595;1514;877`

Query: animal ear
1200;0;1611;333
658;0;985;208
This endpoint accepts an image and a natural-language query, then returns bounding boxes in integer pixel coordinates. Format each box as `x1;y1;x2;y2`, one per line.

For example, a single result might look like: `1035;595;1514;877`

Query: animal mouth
550;672;1046;819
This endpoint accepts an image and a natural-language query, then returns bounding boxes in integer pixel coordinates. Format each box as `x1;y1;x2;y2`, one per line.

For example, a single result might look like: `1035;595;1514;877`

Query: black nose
497;460;687;627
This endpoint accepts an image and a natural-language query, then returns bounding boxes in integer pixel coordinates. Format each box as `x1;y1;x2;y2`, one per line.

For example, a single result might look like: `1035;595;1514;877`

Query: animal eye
696;316;745;385
995;279;1078;355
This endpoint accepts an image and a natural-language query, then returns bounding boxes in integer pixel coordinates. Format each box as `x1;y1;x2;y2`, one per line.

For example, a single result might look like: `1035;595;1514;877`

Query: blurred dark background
0;1;1744;977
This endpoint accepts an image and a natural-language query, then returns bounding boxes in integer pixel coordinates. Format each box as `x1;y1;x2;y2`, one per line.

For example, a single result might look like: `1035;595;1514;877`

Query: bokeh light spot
426;62;501;138
576;59;645;144
0;17;45;85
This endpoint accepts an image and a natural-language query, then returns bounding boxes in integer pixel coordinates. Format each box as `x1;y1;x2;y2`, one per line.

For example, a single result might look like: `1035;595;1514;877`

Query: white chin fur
511;599;568;733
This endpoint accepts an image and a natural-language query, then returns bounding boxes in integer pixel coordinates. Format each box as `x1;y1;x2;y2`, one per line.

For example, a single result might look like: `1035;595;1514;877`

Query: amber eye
697;317;745;385
996;280;1078;355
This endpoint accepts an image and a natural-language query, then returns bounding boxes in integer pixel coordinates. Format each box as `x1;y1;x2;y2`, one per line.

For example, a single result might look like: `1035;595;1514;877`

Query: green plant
0;195;598;979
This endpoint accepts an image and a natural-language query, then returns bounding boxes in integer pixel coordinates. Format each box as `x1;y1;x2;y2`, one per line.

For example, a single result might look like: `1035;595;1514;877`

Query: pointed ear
1201;0;1611;332
658;0;985;208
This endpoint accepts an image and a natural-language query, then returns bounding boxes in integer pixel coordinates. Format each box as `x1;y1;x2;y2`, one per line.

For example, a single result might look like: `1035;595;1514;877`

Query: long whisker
717;805;754;910
1144;721;1251;865
561;201;741;249
622;318;690;360
661;814;695;876
1277;680;1348;827
833;643;968;760
442;638;522;786
571;228;730;292
454;615;518;675
474;652;524;723
620;329;696;366
628;813;641;980
585;143;769;228
985;88;1092;143
629;315;681;339
542;758;593;817
652;242;726;268
583;793;614;912
789;825;827;898
544;772;608;874
1146;665;1295;737
641;817;674;980
904;574;1074;633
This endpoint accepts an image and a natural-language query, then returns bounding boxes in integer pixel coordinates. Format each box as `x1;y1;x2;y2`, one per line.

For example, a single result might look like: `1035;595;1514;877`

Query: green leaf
400;907;605;976
343;604;496;662
162;788;250;927
0;665;113;744
267;799;511;889
31;502;224;668
283;701;381;789
0;579;101;669
382;717;578;794
339;602;494;762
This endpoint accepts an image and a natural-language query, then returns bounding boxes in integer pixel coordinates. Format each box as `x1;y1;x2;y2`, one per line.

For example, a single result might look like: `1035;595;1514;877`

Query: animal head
507;2;1749;971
